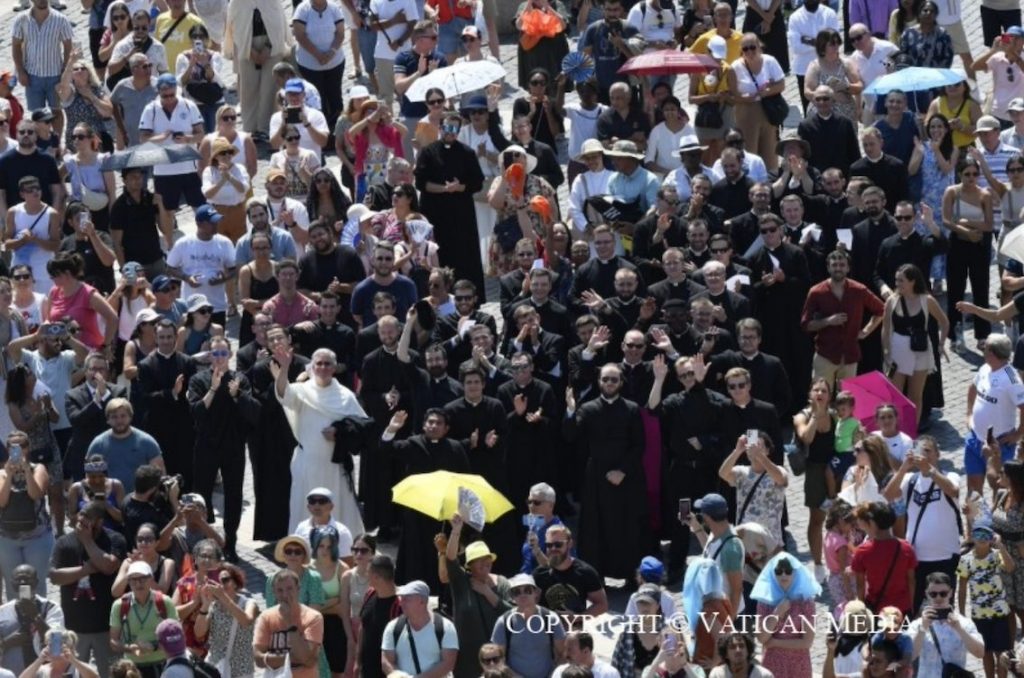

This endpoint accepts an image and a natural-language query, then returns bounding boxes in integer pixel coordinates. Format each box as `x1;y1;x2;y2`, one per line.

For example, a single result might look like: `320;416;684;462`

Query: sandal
350;70;363;80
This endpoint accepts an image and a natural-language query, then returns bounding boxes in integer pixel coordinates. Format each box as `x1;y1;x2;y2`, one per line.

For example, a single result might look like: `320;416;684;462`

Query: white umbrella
1000;223;1024;263
405;61;506;103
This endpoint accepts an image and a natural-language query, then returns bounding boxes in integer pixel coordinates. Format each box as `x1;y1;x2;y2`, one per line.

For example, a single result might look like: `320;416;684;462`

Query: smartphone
8;444;21;465
662;633;677;652
18;584;31;601
679;498;691;520
49;634;62;657
746;429;759;447
934;608;951;620
988;427;997;446
286;107;301;125
77;211;88;230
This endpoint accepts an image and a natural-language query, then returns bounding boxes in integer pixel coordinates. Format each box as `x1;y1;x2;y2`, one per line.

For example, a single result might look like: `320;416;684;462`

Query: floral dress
917;143;954;280
62;85;110;147
488;174;557;276
206;593;256;678
992;489;1024;609
816;59;858;121
755;598;815;678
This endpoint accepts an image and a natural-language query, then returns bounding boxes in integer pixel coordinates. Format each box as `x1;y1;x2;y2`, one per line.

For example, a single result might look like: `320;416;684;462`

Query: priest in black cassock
137;319;197;489
246;326;309;542
381;408;470;593
444;363;517;575
563;363;649;580
414;112;486;294
568;225;644;315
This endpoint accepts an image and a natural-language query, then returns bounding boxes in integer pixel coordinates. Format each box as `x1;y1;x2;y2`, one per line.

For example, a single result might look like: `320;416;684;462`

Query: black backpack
391;613;446;674
166;655;222;678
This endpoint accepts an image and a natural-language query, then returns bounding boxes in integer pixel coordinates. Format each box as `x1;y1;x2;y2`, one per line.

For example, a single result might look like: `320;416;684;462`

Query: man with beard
689;297;737;355
503;270;571;348
245;325;309;542
849;129;908;214
707;318;792;415
850;186;897;373
186;336;260;562
565;364;643;581
431;280;499;375
353;293;399;373
399;312;463;412
350;241;418;328
631;187;687;285
381;409;469;592
710;148;754;220
802;168;850;230
297;220;365;323
678;178;725;237
444;364;517;572
358;315;419;534
648;248;707;309
499;240;539;317
414;111;486;293
264;169;311;250
500;305;565;388
86;399;164;492
749;213;813;411
532;525;608;632
234;197;298;265
874;201;947;297
801;249;885;392
65;353;128;481
694;260;751;333
136;319;196;488
497;353;558;511
780;194;830;282
723;182;774;258
569;226;644;314
262;260;319;327
290;292;357;386
648;353;723;581
579;268;652;363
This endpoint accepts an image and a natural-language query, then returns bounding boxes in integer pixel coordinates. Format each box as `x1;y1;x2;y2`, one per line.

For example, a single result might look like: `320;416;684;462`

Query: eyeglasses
510;586;535;596
221;115;237;121
285;135;300;141
600;376;621;383
927;590;951;598
726;382;749;390
481;656;503;665
352;546;372;555
283;547;305;556
760;226;778;234
195;308;212;315
133;63;153;69
774;564;794;576
307;496;330;505
20;185;40;193
710;247;729;253
850;32;867;42
527;499;545;506
427;98;445;106
461;35;478;43
11;274;31;281
624;343;645;349
17;130;36;136
894;214;914;221
509;364;530;372
741;44;759;52
454;295;474;301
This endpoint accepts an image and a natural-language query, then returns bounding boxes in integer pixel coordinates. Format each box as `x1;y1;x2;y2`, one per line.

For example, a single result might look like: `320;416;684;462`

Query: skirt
890;332;935;376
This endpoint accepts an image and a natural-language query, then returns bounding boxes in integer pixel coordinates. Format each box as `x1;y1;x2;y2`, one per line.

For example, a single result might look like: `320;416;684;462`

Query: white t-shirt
850;39;899;95
293;1;346;71
645;122;694;173
564;102;606;159
294;517;354;557
901;471;961;561
138;97;204;176
270;107;329;157
14;292;46;333
166;234;236;312
711;151;769;182
568;169;613;232
625;2;682;42
971;363;1024;437
934;0;961;24
872;429;914;465
369;0;420;61
729;54;786;97
201;164;251;206
552;661;621;678
381;615;459;676
111;34;169;73
786;5;840;75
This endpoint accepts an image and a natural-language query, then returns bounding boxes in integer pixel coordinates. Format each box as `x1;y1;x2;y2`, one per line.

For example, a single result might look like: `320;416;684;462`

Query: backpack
118;591;169;641
905;472;963;546
391;613;446;675
167;655;222;678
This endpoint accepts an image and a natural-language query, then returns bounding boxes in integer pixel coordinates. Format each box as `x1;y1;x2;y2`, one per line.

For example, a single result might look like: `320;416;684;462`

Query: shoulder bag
928;625;975;678
743;61;788;126
900;296;929;352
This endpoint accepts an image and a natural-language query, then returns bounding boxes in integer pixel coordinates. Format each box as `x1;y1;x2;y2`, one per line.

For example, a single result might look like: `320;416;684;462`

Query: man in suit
65;352;128;481
707;318;792;416
431;279;498;377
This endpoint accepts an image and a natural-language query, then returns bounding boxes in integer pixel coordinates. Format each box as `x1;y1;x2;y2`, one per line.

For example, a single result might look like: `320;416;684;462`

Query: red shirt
426;0;474;23
851;537;917;614
800;278;885;364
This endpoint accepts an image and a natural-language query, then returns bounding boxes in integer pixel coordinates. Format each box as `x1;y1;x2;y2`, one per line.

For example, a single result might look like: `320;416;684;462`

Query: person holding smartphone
908;572;984;676
0;565;65;676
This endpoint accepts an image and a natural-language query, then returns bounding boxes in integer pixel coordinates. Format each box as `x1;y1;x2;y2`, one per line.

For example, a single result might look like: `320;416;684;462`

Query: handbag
695;102;723;128
786;441;808;476
260;654;292;678
900;296;929;352
494;214;524;252
929;626;974;678
187;81;226;105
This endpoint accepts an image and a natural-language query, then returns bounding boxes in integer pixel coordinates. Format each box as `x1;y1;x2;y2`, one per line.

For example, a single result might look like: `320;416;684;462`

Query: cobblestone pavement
0;0;1000;672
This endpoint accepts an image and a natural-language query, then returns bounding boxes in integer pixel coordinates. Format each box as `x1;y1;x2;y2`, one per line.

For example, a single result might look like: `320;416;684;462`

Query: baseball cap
462;25;480;38
507;573;536;589
1006;26;1024;38
1009;97;1024;112
285;78;305;94
156;619;186;656
639;556;664;582
151;275;177;293
396;580;430;598
135;308;160;326
156;73;177;90
350;84;370;99
31;108;54;123
977;115;1002;132
266;168;287;182
695;493;729;521
127;561;153;578
634;583;661;605
708;36;727;60
195;204;223;224
306;487;334;501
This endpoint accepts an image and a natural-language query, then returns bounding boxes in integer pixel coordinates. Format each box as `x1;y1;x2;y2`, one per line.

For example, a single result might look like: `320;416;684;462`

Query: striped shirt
11;10;74;77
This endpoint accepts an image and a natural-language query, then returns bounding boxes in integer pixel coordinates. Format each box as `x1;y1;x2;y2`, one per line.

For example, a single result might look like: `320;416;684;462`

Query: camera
934;607;951;620
286;107;302;125
606;19;623;34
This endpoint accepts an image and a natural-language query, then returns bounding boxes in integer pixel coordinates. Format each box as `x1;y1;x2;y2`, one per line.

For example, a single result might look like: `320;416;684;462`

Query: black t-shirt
533;559;604;615
297;246;365;295
109;190;163;265
0;148;62;207
122;496;173;548
50;528;127;632
59;233;116;294
359;592;399;678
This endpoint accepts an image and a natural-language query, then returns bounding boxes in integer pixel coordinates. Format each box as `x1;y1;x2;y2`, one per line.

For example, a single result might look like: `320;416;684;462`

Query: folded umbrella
863;67;964;95
405;61;506;102
618;50;719;77
840;371;917;438
392;470;514;523
100;142;201;171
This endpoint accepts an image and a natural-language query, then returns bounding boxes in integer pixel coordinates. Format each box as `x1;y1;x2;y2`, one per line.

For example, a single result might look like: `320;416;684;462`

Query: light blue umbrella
864;67;965;95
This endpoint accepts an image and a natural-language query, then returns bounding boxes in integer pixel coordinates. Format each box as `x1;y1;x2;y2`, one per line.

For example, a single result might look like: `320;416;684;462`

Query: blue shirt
873;111;917;166
578;20;639;88
394;49;448;119
350;275;419;326
607;166;660;212
234;226;298;266
86;429;162;492
520;516;571;573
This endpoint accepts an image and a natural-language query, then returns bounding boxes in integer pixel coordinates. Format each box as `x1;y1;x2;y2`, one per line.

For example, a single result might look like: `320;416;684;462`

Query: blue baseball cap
284;78;305;93
195;204;223;224
151;275;178;293
460;94;488;113
695;493;729;521
156;73;177;90
1006;26;1024;38
639;556;664;582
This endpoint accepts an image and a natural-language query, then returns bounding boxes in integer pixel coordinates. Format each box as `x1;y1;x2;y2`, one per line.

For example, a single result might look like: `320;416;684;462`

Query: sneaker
819;498;833;511
814;563;827;583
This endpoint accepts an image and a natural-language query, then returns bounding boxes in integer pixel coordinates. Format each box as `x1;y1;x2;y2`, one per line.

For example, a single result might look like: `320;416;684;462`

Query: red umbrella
840;371;918;438
617;50;720;77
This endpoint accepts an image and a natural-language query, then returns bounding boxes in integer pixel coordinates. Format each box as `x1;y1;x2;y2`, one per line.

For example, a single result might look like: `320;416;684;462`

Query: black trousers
193;441;245;547
981;6;1022;48
796;74;810;116
298;63;345;138
947;234;993;340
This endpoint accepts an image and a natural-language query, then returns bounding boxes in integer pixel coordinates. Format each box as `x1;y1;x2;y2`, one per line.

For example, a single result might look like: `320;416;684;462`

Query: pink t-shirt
48;282;103;349
824;530;849;574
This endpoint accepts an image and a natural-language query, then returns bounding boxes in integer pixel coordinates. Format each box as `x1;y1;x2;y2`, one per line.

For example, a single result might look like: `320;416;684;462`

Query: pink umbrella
840;371;917;438
617;50;720;77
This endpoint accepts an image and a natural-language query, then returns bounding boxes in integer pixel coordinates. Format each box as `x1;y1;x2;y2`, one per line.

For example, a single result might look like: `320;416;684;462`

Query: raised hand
565;386;576;413
387;410;408;432
652;354;668;380
484;430;498;448
580;289;605;310
228;378;240;398
587;325;611;352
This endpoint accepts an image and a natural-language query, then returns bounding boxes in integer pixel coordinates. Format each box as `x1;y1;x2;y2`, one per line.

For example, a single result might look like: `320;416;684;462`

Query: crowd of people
7;0;1024;676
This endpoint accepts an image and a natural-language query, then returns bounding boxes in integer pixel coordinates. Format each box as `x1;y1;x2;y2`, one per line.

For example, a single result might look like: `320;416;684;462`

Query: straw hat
274;535;311;565
211;138;238;158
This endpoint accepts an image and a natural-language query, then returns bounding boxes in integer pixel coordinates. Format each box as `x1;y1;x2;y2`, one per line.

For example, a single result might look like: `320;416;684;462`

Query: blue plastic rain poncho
749;552;822;607
681;557;725;654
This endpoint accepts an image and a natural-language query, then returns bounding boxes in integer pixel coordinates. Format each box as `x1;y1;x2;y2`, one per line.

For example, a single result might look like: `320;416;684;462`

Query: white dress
279;379;367;536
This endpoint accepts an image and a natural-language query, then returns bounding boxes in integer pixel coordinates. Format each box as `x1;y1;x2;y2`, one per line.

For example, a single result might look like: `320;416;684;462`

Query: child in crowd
824;500;857;619
957;524;1015;678
826;391;861;500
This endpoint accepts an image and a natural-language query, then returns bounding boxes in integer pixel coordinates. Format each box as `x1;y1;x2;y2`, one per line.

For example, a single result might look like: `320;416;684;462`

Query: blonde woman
18;629;99;678
57;50;114;152
200;105;258;179
728;34;785;173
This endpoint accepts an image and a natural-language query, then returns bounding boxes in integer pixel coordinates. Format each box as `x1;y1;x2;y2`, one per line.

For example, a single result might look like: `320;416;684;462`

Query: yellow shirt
937;95;976;149
155;11;204;68
690;29;743;64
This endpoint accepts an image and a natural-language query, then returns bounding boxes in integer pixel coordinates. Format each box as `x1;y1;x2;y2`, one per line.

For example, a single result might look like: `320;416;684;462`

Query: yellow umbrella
391;471;514;523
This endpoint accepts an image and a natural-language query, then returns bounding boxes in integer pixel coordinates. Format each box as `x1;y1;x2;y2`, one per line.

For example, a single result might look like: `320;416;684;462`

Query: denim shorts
24;73;61;111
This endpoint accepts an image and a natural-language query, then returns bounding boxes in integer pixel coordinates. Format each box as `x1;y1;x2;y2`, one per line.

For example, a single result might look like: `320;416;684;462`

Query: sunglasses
283;547;305;556
774;565;794;576
352;546;372;554
17;130;36;136
710;247;729;253
760;226;778;234
481;657;503;665
894;214;914;221
624;342;645;349
307;496;330;505
454;294;474;301
11;274;31;281
510;587;535;596
927;590;951;598
72;133;92;140
427;99;445;106
727;382;748;390
221;115;237;121
546;541;566;549
285;135;300;141
509;364;530;372
527;499;545;506
741;44;759;52
461;35;477;42
211;349;230;358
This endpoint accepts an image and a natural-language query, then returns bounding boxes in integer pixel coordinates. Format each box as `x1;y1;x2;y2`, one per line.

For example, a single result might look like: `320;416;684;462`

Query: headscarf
681;557;725;655
749;552;821;607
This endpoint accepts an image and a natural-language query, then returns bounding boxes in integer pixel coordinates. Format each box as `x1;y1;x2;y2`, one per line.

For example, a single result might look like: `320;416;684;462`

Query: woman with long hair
5;365;61;534
792;378;836;583
841;435;896;506
927;78;982;151
112;522;176;594
67;453;124;529
751;553;820;678
199;104;258;180
237;232;278;347
57;53;114;152
889;0;922;42
42;253;118;353
0;430;52;597
708;634;771;678
803;29;863;121
175;24;227;133
882;263;949;422
312;526;350;678
728;34;786;173
992;459;1024;640
270;125;321;199
62;123;116;232
193;563;259;678
823;600;876;678
338;534;374;676
0;278;28;442
106;264;155;374
202;139;251;246
333;87;372;197
909;113;958;291
306;169;352;238
942;157;994;351
414;87;450;154
5;177;61;296
347;98;407;202
95;1;131;80
175;296;224;360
